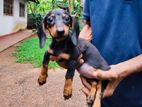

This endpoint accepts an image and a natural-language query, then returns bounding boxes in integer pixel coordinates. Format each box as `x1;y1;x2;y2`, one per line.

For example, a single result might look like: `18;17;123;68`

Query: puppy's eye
64;15;70;23
47;16;55;25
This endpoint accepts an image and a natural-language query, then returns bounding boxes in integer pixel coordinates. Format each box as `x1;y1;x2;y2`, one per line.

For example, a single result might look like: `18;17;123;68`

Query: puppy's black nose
56;29;65;35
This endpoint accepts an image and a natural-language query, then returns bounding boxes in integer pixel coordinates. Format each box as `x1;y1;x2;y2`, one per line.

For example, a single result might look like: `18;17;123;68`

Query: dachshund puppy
37;9;110;107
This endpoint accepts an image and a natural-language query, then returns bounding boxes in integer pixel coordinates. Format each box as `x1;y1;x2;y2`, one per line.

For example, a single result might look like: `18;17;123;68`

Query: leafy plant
27;13;44;29
72;0;82;18
27;0;82;16
27;0;83;29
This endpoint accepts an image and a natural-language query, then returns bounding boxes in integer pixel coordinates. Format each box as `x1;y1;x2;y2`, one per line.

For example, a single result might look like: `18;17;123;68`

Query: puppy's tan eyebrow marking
51;14;55;17
62;13;66;17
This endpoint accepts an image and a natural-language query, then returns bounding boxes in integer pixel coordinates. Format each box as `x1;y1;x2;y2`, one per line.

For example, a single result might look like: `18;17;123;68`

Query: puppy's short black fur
37;9;110;107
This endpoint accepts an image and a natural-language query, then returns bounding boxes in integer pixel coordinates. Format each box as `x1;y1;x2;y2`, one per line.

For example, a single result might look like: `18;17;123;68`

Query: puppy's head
37;8;79;48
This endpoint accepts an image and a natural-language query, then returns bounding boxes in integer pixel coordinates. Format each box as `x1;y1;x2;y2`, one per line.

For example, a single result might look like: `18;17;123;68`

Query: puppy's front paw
63;86;72;100
38;74;47;86
87;93;95;106
63;78;73;100
87;82;97;106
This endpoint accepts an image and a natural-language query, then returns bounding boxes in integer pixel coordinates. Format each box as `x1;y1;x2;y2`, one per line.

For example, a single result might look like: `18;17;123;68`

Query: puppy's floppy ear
70;18;80;46
37;11;51;48
37;20;47;48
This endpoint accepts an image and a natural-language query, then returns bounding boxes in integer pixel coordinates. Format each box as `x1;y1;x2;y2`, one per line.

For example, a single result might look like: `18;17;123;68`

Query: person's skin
79;24;92;41
79;23;142;98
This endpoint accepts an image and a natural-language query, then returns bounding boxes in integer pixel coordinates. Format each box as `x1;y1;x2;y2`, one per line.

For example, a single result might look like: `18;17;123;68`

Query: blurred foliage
27;13;44;29
72;0;82;18
27;0;82;15
27;0;82;29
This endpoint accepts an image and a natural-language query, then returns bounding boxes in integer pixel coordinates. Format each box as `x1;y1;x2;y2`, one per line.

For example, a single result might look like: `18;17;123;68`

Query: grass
13;37;59;68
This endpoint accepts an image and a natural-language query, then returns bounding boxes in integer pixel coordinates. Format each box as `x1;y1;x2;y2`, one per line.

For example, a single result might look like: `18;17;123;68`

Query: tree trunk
69;0;73;13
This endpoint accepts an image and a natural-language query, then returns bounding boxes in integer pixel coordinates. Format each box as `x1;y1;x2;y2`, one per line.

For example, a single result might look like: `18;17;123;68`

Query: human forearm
89;54;142;98
117;54;142;78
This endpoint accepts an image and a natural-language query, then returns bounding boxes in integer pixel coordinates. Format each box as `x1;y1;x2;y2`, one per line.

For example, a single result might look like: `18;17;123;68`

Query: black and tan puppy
37;9;110;107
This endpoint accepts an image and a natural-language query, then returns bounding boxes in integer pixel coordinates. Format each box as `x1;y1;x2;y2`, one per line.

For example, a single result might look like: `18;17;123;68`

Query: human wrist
116;60;139;79
116;63;130;79
117;55;142;79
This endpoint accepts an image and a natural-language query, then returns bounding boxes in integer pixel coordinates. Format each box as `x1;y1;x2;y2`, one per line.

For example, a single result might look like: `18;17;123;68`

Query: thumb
93;70;111;80
102;81;115;98
102;78;122;98
81;87;90;96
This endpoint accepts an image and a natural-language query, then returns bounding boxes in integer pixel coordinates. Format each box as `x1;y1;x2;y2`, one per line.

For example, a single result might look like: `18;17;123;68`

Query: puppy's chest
48;43;80;61
53;46;68;56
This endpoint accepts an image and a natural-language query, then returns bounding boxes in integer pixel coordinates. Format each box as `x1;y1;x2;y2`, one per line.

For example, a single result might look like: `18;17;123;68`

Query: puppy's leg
87;81;97;106
63;60;76;99
93;81;102;107
64;78;73;99
38;51;50;85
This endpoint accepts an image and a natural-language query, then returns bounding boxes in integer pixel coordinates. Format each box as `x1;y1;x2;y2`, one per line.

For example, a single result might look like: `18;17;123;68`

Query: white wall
0;0;27;36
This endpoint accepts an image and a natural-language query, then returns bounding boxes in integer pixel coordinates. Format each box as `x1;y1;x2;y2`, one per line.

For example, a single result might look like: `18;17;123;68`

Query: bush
27;13;44;29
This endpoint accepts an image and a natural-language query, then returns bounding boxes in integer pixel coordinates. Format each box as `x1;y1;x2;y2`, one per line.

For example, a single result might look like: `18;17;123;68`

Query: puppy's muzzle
56;20;65;36
56;29;65;36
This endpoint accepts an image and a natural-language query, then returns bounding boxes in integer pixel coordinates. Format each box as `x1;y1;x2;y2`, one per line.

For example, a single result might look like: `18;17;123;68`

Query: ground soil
0;44;87;107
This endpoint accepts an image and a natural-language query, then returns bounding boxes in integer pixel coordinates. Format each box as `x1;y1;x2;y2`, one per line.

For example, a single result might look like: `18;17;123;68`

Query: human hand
81;64;124;98
79;24;92;41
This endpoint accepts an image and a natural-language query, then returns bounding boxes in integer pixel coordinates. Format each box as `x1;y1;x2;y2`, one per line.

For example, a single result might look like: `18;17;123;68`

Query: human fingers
92;68;118;81
79;24;92;41
92;69;112;80
81;87;90;96
102;78;122;98
80;75;91;90
77;54;84;64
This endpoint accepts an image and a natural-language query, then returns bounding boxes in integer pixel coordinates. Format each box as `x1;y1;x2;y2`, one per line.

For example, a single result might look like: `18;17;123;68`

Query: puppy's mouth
54;34;68;41
51;29;69;41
